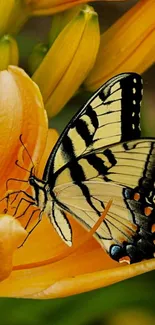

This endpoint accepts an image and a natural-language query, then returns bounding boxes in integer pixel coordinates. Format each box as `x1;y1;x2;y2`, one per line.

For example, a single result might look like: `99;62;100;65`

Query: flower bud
0;35;19;71
85;0;155;91
0;0;14;36
28;43;48;75
48;5;82;46
0;0;30;35
32;4;100;117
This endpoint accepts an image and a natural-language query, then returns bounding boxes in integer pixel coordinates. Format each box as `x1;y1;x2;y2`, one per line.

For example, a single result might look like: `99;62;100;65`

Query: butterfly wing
43;72;150;262
43;73;142;187
54;140;155;263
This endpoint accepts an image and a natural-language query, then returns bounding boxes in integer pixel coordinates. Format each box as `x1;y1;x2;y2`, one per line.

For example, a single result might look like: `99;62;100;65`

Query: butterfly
8;72;155;264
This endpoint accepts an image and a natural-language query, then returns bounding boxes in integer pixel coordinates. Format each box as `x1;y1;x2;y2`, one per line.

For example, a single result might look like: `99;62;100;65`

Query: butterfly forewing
43;73;142;186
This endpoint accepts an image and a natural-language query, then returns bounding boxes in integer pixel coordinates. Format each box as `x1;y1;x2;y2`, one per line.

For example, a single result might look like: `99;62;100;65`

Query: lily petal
0;211;155;299
37;128;59;178
0;214;27;282
29;0;127;16
0;66;48;197
31;258;155;299
0;215;118;298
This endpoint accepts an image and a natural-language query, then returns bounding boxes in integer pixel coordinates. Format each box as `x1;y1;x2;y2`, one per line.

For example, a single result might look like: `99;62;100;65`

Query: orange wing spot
144;206;153;216
119;256;131;264
151;224;155;233
134;192;140;201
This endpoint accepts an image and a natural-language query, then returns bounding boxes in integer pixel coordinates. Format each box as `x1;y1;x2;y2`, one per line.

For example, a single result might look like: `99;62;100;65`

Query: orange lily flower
85;0;155;91
0;65;47;198
0;67;155;299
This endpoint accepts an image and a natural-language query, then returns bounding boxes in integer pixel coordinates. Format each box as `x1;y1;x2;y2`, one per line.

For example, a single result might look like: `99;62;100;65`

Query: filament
13;199;112;271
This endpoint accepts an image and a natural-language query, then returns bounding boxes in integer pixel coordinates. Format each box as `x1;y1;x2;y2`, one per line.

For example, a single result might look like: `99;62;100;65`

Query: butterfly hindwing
54;140;155;263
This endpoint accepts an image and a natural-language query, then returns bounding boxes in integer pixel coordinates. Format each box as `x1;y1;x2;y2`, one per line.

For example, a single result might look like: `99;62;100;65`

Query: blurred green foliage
1;272;155;325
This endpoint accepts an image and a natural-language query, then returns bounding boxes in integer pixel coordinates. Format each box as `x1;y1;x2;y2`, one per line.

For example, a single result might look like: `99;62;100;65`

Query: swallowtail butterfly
9;73;155;264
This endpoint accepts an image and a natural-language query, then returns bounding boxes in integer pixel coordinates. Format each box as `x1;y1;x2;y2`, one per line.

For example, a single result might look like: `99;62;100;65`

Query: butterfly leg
15;202;35;220
10;193;19;205
0;190;34;213
0;189;33;202
13;197;34;217
18;209;42;248
25;208;41;230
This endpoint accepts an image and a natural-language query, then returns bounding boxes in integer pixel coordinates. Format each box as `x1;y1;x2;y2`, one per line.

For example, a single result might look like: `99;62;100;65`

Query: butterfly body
20;72;155;263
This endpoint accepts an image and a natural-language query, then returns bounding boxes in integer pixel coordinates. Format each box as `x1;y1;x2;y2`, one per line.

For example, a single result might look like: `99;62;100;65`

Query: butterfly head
28;166;35;185
28;167;46;190
28;168;49;211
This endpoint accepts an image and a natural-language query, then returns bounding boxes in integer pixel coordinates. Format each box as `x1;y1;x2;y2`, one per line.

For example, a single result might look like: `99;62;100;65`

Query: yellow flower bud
0;35;19;71
28;43;48;75
49;5;83;46
3;0;30;35
0;0;14;36
85;0;155;91
32;4;100;117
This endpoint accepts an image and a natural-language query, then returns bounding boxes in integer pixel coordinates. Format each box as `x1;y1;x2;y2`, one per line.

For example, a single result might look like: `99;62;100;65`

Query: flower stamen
13;199;113;271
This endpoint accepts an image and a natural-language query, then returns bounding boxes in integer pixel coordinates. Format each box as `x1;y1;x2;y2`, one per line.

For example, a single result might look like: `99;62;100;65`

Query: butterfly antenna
19;134;34;169
15;159;30;173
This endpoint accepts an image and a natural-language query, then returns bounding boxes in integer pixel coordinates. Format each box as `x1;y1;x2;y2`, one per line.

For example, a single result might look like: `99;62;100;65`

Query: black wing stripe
43;73;143;181
62;137;102;215
86;105;99;130
62;135;74;161
121;74;142;141
86;155;109;175
103;148;117;165
52;202;72;243
75;118;93;147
